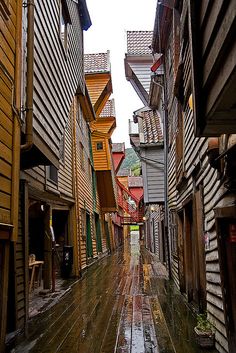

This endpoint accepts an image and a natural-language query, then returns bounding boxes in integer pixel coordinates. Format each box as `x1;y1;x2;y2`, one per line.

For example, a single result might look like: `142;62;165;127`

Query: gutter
21;0;34;151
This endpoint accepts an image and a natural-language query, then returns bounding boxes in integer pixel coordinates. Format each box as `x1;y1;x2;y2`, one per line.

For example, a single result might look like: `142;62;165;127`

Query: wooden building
112;142;125;173
2;1;92;349
151;1;236;352
130;108;165;258
125;31;166;260
0;0;23;349
128;176;143;202
111;143;126;248
84;52;117;253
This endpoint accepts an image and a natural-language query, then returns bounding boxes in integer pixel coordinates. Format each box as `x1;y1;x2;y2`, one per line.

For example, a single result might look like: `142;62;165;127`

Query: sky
84;0;157;148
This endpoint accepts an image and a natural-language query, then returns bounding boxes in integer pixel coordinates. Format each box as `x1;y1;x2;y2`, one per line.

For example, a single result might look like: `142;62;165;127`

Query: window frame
96;141;103;151
59;0;71;53
80;142;85;170
46;165;59;185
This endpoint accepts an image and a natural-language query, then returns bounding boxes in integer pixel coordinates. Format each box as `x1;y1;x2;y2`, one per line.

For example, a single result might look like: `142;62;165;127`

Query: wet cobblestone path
14;232;217;353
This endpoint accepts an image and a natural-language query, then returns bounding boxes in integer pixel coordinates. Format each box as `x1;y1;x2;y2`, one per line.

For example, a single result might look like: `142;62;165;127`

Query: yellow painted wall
91;136;111;171
86;74;111;106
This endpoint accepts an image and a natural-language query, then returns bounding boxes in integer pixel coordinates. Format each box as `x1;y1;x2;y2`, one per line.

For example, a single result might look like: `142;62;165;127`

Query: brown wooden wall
73;98;98;269
0;0;21;228
164;2;229;352
195;0;236;135
21;0;84;162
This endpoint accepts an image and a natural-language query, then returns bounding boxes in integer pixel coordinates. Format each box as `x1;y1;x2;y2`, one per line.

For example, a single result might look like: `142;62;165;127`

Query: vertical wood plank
0;240;10;351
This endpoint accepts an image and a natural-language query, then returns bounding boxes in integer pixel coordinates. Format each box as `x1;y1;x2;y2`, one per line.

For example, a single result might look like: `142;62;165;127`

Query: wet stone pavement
12;231;218;353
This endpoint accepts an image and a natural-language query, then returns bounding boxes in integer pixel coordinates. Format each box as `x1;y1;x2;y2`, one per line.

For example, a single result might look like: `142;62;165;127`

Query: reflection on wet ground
13;231;218;353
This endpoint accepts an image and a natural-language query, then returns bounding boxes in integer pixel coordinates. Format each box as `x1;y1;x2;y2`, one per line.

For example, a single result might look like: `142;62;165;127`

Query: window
170;211;178;255
80;208;86;239
47;165;58;184
96;142;103;151
80;143;85;170
59;1;70;51
59;132;65;163
77;100;83;128
176;102;184;183
173;8;180;78
88;158;92;180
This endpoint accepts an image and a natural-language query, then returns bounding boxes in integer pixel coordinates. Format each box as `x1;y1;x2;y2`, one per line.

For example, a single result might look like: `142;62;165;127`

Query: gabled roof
84;52;113;117
134;108;163;145
127;31;153;55
84;51;110;73
125;31;153;105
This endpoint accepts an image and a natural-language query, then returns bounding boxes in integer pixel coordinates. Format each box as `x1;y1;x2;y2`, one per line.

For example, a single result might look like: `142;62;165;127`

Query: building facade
151;1;236;352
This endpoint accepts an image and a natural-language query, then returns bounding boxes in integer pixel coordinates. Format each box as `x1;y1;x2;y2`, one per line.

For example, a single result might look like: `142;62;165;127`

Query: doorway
217;217;236;352
52;210;69;276
95;213;102;253
28;202;45;262
86;212;93;259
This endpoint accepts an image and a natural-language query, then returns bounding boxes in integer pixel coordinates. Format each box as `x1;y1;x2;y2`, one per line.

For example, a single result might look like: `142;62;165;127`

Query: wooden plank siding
1;1;22;347
189;0;236;136
21;0;84;162
155;2;230;351
15;181;28;331
92;136;110;171
73;98;99;270
86;74;111;107
141;148;164;204
0;0;19;226
58;106;73;199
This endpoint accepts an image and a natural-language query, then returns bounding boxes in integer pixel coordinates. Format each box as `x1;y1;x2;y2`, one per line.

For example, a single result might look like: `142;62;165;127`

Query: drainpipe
21;0;34;151
162;63;171;279
151;75;171;278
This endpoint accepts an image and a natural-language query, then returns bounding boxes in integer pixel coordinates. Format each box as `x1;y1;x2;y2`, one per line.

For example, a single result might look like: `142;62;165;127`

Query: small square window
96;142;103;151
59;1;70;51
80;143;85;170
47;165;58;184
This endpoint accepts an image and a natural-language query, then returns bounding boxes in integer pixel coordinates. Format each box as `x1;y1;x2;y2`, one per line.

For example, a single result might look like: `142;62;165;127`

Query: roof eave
79;0;92;31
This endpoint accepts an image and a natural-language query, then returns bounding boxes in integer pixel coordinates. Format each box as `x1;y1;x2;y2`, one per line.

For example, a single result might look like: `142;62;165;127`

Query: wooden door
86;212;93;258
104;221;111;252
178;211;185;293
184;203;194;302
95;213;102;253
217;219;236;352
194;189;206;310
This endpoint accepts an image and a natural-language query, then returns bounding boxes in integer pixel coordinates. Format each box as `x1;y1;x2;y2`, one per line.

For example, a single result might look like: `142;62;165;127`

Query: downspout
11;0;23;241
163;71;171;279
156;5;171;278
21;0;34;151
151;76;171;278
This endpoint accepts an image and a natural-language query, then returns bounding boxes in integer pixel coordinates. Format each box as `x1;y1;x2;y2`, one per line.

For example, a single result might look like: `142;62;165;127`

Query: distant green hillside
120;148;141;176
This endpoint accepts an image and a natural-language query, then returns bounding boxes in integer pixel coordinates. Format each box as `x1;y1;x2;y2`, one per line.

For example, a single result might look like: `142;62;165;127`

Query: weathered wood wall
141;147;164;204
0;0;21;229
163;2;228;352
74;99;98;269
194;0;236;135
22;0;84;161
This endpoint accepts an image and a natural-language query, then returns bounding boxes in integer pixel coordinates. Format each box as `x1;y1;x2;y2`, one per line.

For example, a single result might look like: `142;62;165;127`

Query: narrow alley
12;232;217;353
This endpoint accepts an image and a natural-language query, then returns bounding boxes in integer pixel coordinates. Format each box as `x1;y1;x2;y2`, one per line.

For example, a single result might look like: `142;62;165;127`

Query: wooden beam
0;239;10;351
